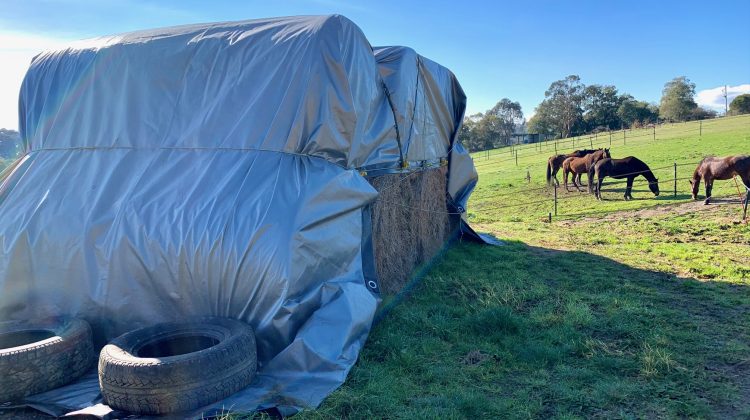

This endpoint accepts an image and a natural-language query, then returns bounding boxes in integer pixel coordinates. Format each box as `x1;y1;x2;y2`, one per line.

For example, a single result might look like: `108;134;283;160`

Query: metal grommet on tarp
366;280;379;292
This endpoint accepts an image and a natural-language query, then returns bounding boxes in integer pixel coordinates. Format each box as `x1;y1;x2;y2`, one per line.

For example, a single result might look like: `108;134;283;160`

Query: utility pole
724;85;729;115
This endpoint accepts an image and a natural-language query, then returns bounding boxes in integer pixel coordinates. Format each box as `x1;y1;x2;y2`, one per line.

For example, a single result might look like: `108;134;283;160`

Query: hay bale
367;166;459;294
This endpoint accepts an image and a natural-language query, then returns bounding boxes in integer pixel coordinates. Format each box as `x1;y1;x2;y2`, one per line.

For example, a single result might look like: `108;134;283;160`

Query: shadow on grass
308;240;750;419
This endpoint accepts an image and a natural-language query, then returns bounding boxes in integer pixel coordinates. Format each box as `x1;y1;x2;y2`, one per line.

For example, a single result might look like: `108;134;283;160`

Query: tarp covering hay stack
0;16;478;416
368;46;476;293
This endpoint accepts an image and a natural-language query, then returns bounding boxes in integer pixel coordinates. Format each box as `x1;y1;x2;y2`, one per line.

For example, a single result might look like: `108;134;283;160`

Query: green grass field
296;115;750;419
469;114;750;223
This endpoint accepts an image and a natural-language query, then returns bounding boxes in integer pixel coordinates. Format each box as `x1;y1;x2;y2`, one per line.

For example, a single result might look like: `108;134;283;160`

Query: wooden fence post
554;183;558;216
653;125;656;141
674;162;677;197
589;136;593;149
624;130;626;145
609;131;612;147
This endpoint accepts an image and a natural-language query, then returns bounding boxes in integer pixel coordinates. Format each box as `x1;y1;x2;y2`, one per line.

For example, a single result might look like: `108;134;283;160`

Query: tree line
459;75;750;153
0;129;21;172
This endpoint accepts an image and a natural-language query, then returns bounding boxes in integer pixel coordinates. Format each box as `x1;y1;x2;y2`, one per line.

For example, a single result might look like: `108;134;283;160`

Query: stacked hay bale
367;166;460;294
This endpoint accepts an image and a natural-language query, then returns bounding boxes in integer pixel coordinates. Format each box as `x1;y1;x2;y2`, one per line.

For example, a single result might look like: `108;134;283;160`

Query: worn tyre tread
0;319;94;402
98;317;257;415
101;368;254;414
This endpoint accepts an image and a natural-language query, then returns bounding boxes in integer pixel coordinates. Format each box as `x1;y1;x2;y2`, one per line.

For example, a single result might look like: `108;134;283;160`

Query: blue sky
1;0;749;129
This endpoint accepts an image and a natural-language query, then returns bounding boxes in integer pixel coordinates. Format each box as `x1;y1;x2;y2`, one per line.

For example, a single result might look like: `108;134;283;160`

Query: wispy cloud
696;84;750;112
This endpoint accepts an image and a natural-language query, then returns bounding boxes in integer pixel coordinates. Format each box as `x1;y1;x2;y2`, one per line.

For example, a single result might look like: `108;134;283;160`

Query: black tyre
0;318;95;402
98;317;257;415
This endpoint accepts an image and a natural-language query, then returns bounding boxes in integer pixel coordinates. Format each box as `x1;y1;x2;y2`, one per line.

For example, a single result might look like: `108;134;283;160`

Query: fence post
515;152;518;167
609;131;612;147
589;136;593;149
554;183;558;216
700;120;702;137
674;162;677;197
653;125;656;141
624;130;626;145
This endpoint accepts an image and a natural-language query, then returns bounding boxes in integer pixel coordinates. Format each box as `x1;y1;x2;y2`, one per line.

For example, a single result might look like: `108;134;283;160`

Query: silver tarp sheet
0;15;477;416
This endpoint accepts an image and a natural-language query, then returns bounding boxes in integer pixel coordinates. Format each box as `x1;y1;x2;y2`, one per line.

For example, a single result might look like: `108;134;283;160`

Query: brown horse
592;156;659;200
562;148;610;192
690;155;750;204
546;149;599;186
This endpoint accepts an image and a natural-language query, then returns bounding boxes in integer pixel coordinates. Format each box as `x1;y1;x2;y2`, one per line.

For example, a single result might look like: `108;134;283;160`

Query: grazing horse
592;157;660;200
690;155;750;204
546;149;598;186
562;148;610;192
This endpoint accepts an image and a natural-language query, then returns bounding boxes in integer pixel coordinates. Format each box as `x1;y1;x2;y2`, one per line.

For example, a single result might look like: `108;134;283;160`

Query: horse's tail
546;158;552;185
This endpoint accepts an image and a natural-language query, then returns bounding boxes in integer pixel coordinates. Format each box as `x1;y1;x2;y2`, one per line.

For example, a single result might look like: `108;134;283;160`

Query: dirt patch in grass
460;350;495;366
570;198;746;224
704;360;750;417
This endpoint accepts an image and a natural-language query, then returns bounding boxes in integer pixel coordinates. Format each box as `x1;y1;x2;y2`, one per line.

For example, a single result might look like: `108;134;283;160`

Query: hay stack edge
0;15;480;416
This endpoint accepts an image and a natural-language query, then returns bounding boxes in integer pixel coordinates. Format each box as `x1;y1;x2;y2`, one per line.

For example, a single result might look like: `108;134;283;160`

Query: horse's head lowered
689;178;699;200
649;178;660;196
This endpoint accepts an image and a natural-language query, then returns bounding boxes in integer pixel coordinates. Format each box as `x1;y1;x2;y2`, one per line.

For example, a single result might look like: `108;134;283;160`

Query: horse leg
574;173;583;192
740;174;750;191
625;177;634;200
563;168;569;191
704;178;712;205
552;166;560;186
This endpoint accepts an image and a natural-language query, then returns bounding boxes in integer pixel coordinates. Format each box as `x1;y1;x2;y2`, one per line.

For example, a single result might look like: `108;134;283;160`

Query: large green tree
536;75;585;138
527;105;557;138
457;114;486;152
582;84;623;130
485;99;524;146
659;76;697;122
617;95;659;128
729;93;750;116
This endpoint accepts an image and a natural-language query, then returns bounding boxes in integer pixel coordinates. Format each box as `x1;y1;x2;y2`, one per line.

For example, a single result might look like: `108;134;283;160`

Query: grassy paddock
294;117;750;418
469;114;750;224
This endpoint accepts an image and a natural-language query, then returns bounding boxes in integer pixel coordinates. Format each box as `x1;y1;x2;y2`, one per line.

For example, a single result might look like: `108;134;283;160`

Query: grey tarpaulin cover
0;15;477;416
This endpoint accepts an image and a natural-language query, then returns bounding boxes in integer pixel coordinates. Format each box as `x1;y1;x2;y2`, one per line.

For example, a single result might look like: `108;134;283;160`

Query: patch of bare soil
460;350;498;366
570;198;746;224
704;359;750;417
